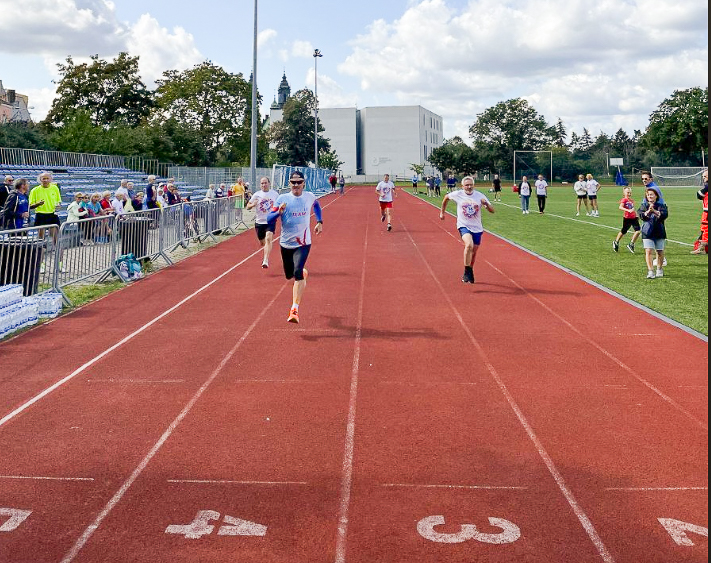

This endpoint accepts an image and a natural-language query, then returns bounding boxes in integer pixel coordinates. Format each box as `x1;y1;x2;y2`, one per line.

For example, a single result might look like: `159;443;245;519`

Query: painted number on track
165;510;267;540
658;518;708;547
417;515;521;545
0;508;32;532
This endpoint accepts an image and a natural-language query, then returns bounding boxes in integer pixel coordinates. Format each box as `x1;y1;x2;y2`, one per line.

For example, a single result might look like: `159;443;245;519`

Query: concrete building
267;74;442;180
0;81;32;123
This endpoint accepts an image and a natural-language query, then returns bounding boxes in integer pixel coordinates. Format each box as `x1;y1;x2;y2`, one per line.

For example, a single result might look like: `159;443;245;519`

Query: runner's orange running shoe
287;308;300;323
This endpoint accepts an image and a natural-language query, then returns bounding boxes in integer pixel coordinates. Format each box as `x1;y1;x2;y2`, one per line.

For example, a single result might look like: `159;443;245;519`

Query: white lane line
0;475;94;482
0;248;264;431
486;261;708;431
59;284;287;563
383;483;528;491
403;223;616;563
605;487;708;492
493;200;692;247
167;480;308;486
334;222;369;563
86;379;185;384
232;379;314;384
0;193;344;432
378;381;477;386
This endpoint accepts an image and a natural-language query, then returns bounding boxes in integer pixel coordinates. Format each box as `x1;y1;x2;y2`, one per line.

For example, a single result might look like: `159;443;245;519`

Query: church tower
276;73;291;109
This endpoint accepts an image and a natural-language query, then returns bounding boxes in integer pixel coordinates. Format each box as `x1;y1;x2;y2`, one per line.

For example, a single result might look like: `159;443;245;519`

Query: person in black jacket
638;186;668;279
0;175;13;210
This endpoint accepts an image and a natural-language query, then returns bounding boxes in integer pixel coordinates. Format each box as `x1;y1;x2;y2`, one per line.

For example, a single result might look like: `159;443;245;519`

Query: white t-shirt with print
376;181;395;202
586;179;600;196
249;189;280;225
535;179;548;195
519;182;531;196
448;189;490;233
275;191;318;249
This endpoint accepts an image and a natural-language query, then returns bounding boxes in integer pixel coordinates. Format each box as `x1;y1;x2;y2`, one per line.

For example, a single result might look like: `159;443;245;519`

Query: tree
155;61;253;164
410;163;425;177
642;87;708;162
554;118;567;147
269;89;330;166
318;148;344;172
0;122;53;150
44;53;153;128
428;137;480;175
469;98;556;175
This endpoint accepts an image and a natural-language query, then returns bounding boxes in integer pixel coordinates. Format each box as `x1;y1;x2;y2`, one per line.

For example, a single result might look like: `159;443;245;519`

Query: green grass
409;183;708;335
63;280;126;309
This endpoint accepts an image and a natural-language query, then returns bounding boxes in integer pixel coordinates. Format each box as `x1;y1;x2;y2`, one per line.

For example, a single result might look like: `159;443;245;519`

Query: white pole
313;49;322;170
249;0;258;189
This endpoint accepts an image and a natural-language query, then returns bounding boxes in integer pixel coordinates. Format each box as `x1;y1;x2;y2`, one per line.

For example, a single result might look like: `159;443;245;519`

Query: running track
0;186;707;563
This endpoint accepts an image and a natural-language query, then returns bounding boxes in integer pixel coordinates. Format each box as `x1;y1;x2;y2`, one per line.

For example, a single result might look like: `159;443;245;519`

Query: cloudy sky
0;0;707;142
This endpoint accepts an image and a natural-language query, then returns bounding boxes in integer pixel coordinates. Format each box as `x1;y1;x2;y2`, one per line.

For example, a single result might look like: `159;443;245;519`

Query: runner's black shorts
621;217;641;234
281;245;311;281
34;213;60;227
255;222;276;241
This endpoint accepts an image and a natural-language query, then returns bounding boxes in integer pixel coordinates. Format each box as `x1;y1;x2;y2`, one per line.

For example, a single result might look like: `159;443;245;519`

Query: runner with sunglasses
268;171;323;323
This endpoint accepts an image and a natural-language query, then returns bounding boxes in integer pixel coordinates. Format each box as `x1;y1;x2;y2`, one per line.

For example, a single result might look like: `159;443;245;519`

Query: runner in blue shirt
268;171;323;323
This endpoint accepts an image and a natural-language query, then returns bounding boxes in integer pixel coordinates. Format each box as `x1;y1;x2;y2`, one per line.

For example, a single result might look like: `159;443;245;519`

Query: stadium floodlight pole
313;49;322;170
249;0;258;190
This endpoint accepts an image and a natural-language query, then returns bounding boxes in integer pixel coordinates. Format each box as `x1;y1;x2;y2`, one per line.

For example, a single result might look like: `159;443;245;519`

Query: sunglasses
290;180;305;186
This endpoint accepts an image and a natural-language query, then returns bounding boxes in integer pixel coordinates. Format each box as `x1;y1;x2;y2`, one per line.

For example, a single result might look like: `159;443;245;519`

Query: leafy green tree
269;89;330;166
469;98;556;175
428;137;481;175
554;118;567;147
155;61;253;164
47;111;104;153
318;149;344;172
642;87;708;162
0;122;53;150
410;163;425;177
44;53;153;128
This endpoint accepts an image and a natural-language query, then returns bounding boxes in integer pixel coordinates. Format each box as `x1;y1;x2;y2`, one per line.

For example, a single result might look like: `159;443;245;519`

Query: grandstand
0;164;208;220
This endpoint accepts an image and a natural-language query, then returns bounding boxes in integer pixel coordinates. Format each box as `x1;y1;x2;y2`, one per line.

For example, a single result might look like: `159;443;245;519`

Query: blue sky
0;0;707;143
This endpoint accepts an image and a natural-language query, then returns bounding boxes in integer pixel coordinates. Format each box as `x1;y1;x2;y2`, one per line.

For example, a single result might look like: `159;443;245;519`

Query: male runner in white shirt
376;174;396;231
247;177;280;268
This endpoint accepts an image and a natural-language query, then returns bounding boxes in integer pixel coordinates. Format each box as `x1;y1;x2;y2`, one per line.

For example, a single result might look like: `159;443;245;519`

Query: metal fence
0;147;126;169
0;196;249;305
168;166;273;189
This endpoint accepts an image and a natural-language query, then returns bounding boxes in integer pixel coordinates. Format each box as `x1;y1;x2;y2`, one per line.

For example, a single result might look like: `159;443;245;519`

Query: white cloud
126;14;204;84
292;40;315;58
338;0;708;140
258;29;278;49
304;70;359;108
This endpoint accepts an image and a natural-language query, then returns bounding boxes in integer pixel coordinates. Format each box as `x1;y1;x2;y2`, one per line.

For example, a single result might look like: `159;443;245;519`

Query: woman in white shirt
519;176;532;214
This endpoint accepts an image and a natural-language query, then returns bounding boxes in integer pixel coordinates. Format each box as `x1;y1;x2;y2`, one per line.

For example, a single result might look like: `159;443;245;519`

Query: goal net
650;167;706;188
513;151;552;183
272;165;331;194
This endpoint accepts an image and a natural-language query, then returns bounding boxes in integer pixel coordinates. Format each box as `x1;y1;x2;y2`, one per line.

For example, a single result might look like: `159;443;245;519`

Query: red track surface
0;187;707;563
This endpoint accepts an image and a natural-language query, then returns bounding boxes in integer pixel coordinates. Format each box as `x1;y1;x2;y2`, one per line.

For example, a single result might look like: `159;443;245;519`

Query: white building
268;74;443;180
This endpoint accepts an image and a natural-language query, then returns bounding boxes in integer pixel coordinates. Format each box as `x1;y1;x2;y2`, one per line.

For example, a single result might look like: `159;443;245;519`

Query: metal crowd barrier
0;196;249;305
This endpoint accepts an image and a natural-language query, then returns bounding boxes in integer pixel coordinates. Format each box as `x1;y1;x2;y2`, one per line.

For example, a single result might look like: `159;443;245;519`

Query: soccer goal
513;151;553;183
650;167;707;188
272;165;332;194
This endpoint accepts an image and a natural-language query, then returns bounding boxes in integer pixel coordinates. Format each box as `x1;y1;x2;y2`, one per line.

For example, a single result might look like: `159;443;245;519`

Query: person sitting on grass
639;186;668;279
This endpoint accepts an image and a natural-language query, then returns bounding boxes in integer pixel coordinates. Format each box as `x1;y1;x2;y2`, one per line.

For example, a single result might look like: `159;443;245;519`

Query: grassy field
404;182;708;335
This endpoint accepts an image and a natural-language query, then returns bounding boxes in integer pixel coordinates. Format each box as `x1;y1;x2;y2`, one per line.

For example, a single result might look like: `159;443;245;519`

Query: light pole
249;0;258;189
313;49;322;170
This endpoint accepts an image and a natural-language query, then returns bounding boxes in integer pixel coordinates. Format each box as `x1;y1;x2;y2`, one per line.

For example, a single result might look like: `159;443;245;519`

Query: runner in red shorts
376;174;396;231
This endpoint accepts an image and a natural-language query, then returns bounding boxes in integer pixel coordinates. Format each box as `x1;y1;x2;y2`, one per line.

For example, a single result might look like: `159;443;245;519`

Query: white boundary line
408;191;707;342
0;194;344;432
383;483;528;491
59;283;287;563
0;475;94;482
334;222;369;563
167;479;308;486
605;487;708;492
490;200;692;247
402;222;617;563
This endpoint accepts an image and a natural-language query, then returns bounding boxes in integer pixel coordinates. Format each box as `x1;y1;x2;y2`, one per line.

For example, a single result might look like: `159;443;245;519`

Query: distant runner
246;177;280;268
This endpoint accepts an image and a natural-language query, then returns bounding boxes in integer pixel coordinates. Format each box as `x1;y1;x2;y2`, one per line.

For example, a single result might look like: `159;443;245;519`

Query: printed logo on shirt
462;201;480;219
258;199;273;213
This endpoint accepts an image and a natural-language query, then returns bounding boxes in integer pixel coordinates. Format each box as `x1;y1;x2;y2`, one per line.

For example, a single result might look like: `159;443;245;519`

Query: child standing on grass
639;186;668;279
613;187;641;253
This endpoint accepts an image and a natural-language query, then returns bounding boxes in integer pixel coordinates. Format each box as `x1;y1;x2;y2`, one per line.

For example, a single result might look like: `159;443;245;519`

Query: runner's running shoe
287;308;299;323
613;240;619;252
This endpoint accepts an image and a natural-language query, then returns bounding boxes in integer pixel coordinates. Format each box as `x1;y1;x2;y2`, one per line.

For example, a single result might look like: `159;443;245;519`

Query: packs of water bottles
0;285;39;338
0;286;63;339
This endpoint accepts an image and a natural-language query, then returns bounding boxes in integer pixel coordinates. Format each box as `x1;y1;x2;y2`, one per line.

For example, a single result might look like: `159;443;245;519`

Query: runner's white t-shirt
519;182;531;196
249;189;280;225
274;191;318;248
574;181;587;196
586;179;600;196
448;189;490;232
376;181;395;202
535;179;548;195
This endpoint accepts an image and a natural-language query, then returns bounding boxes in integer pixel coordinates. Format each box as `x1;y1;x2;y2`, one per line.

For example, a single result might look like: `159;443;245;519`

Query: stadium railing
0;196;248;305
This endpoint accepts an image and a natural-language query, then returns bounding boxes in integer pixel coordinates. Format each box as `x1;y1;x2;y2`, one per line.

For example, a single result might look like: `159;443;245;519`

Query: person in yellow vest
232;178;246;208
29;171;65;273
